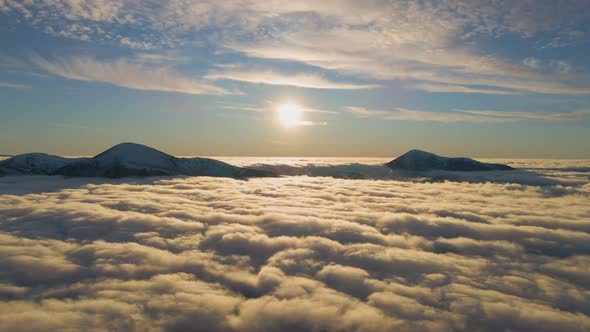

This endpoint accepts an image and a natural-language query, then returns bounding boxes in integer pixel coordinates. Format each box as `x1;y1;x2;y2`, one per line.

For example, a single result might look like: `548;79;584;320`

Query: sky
1;0;590;158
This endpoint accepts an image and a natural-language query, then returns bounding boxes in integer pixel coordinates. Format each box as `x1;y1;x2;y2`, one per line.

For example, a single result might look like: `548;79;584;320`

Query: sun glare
276;102;303;128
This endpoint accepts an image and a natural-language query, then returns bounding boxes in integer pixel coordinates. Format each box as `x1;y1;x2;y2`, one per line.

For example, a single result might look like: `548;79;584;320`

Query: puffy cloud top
0;160;589;331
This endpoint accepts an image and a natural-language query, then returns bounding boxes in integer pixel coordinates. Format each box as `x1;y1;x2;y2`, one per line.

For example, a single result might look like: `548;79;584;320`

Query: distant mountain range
386;149;514;171
0;145;515;179
0;142;276;178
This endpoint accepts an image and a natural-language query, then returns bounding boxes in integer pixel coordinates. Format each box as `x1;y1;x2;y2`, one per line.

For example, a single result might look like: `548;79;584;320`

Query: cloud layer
0;160;589;331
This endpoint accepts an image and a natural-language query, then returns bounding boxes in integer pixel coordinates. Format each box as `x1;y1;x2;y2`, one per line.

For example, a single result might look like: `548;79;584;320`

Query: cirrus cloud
3;0;590;96
205;70;381;90
346;106;590;123
30;55;230;95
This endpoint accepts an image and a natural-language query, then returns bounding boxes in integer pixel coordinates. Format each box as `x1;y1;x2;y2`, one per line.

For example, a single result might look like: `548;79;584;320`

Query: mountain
57;143;179;177
0;143;277;178
386;149;514;171
0;153;80;175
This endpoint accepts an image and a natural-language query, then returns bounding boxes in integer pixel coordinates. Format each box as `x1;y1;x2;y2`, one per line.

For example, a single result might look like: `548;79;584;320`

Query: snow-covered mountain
0;143;277;178
57;143;179;177
0;153;81;175
386;149;514;171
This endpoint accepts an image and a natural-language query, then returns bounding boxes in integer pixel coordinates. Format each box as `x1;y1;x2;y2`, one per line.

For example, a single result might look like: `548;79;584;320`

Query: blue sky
1;0;589;157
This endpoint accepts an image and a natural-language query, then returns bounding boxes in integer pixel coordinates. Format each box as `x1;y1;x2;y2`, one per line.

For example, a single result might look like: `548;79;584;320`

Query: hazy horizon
3;142;590;160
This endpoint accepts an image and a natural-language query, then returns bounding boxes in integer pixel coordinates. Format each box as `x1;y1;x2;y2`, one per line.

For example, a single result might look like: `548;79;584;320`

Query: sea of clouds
0;158;589;331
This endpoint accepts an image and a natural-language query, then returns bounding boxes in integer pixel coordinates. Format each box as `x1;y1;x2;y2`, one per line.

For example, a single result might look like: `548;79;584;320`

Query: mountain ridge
386;149;514;171
0;143;276;179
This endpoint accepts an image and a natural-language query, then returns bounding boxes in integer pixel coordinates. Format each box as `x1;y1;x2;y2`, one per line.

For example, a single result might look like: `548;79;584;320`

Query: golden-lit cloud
0;161;589;331
206;70;381;90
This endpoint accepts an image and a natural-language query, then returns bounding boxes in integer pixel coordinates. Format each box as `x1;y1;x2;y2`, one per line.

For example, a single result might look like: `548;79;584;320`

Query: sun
276;102;304;128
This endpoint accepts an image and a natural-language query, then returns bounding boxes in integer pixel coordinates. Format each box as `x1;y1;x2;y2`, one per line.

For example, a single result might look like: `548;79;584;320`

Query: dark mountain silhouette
386;149;514;171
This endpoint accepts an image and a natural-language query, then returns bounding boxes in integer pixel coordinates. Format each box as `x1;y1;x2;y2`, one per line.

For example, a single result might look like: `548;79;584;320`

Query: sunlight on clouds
0;162;588;331
3;0;590;95
275;102;328;128
30;55;230;95
206;70;381;90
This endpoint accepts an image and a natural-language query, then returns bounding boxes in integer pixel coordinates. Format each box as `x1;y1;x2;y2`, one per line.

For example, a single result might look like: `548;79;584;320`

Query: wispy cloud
346;107;390;118
522;57;573;74
346;107;590;123
119;37;156;50
206;70;381;90
289;120;328;127
0;82;31;89
230;36;590;95
31;55;228;95
460;109;590;121
3;1;590;96
411;83;521;95
132;51;193;65
219;103;267;113
221;101;337;115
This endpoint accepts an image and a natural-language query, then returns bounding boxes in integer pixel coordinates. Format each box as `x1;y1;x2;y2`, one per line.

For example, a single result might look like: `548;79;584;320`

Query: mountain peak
402;149;439;157
92;142;177;171
386;149;513;171
94;142;171;159
1;142;277;178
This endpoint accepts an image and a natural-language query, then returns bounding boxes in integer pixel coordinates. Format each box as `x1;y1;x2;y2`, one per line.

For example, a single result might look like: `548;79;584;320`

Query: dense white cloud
0;159;589;331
